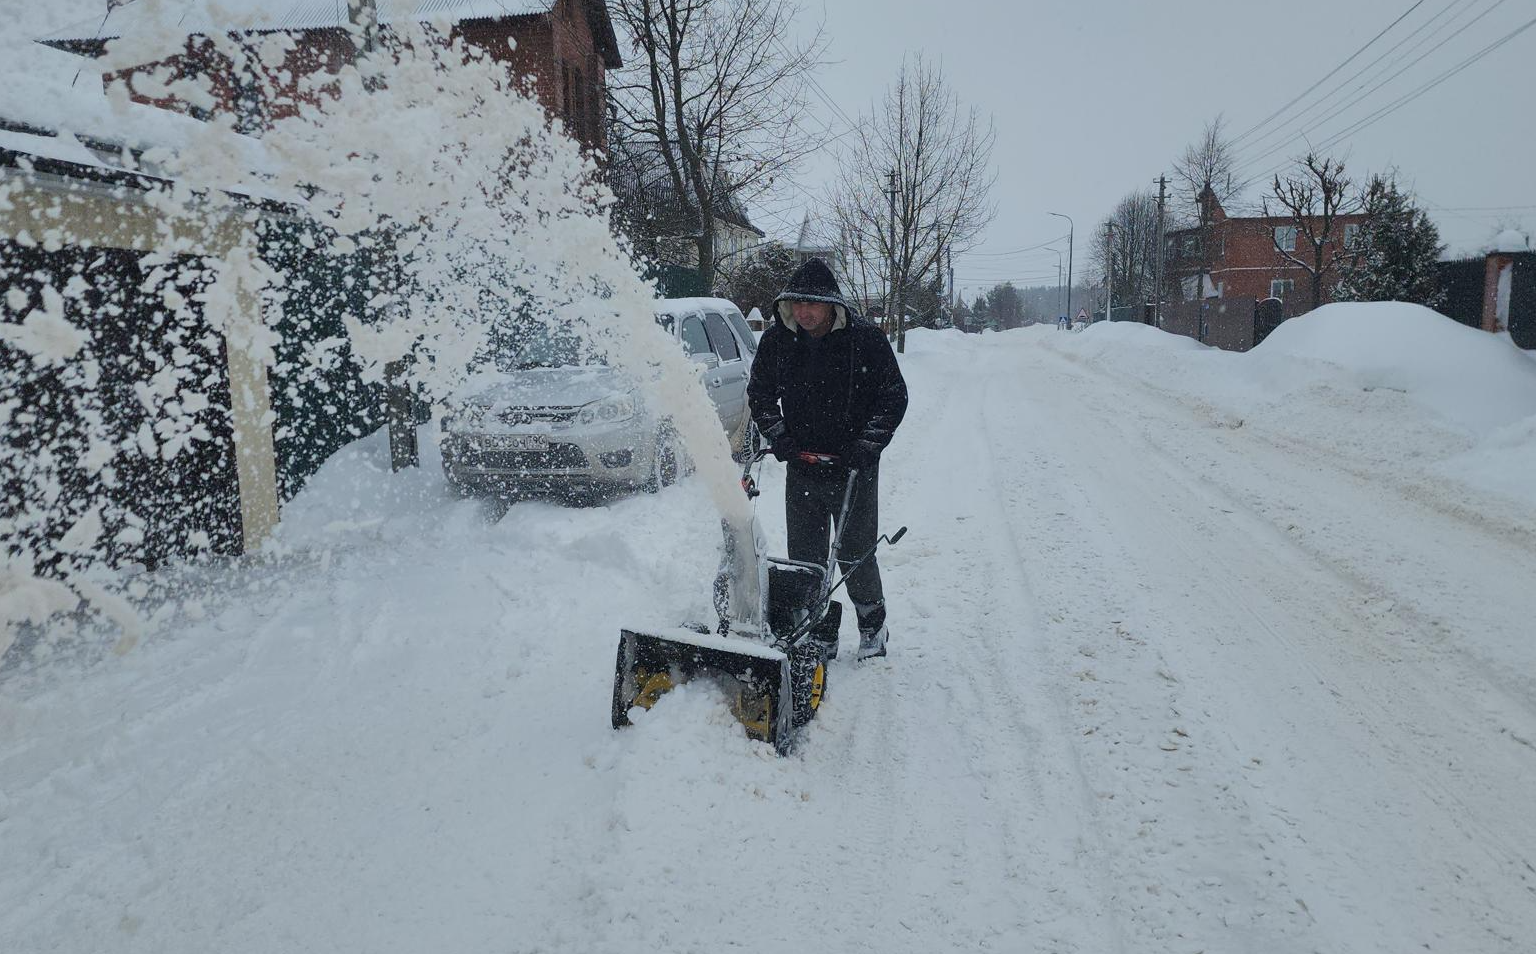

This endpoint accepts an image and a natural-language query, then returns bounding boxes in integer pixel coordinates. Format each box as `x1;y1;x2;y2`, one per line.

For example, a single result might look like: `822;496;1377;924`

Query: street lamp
1048;212;1074;325
1048;247;1064;322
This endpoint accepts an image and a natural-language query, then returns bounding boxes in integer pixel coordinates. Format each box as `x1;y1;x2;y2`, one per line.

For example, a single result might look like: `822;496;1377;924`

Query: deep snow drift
1060;302;1536;510
3;312;1535;953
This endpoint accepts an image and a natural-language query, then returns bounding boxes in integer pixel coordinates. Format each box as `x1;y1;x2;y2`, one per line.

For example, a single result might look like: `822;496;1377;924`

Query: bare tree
1091;189;1160;317
608;0;823;290
1171;115;1239;298
831;55;996;352
1263;153;1360;310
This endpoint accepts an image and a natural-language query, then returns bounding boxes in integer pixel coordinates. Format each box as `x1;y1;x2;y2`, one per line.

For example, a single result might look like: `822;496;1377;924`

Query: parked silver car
440;297;758;498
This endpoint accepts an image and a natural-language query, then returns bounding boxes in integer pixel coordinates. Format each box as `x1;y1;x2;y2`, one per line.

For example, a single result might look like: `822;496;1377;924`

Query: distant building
714;202;767;276
790;213;837;264
604;132;764;295
42;0;621;151
1164;188;1367;310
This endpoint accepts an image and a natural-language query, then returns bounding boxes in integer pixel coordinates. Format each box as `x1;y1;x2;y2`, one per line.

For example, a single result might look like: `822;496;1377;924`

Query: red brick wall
462;1;607;150
1171;213;1367;309
109;30;354;132
105;4;607;150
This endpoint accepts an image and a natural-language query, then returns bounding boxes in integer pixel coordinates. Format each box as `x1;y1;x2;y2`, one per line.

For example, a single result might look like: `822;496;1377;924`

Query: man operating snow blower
748;258;908;661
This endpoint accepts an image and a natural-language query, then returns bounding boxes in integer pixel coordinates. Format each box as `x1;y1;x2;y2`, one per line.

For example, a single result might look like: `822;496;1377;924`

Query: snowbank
1036;303;1536;511
898;326;969;354
1073;319;1211;356
1256;302;1536;434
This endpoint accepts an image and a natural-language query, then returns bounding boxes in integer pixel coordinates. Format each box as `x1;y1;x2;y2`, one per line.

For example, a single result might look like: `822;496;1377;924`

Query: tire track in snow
1035;340;1536;889
1000;336;1536;951
874;346;1126;952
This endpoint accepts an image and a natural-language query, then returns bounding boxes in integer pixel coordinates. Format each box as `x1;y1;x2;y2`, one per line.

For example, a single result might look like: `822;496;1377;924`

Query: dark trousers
786;462;885;631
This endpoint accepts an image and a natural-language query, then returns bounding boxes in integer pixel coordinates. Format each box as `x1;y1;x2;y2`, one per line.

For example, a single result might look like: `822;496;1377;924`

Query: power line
805;73;860;135
1233;0;1487;175
1233;0;1468;160
1229;0;1428;148
956;275;1060;283
955;251;1067;268
1312;12;1536;151
1430;203;1536;212
1244;0;1508;179
953;233;1070;258
1244;10;1536;189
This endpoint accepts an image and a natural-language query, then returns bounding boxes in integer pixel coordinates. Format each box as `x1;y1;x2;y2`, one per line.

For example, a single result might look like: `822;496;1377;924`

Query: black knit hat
772;257;853;328
779;258;842;303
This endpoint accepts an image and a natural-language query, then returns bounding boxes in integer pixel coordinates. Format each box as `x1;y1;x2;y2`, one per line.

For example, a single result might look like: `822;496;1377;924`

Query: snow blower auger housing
612;447;905;756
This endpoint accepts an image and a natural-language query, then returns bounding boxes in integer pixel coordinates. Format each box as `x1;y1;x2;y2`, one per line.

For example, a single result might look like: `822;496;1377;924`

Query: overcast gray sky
765;0;1536;301
3;0;1532;300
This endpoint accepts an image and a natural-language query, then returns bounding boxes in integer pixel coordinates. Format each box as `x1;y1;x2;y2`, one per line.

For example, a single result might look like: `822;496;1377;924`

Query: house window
1270;279;1295;300
1343;223;1360;249
1274;225;1298;252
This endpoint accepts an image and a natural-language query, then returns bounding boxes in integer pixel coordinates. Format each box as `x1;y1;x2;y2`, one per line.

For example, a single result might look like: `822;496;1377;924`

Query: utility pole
1105;220;1114;324
1154;174;1167;327
885;169;898;340
947;245;955;319
1054;251;1063;321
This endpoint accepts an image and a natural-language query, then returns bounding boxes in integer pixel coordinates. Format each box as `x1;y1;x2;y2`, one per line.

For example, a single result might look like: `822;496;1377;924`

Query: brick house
43;0;621;151
1165;188;1367;311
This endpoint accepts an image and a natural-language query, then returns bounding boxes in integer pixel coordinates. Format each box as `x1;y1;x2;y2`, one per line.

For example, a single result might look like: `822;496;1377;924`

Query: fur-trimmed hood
772;257;853;332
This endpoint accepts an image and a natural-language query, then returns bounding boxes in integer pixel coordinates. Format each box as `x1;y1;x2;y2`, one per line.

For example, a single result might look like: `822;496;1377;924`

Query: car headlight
577;392;638;426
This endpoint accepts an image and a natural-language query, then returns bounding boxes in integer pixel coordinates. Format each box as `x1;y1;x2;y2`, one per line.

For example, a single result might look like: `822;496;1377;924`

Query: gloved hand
842;439;882;471
763;422;798;462
770;437;800;463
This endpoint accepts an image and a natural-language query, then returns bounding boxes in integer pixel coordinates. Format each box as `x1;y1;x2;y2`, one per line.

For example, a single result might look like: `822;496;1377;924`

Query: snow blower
611;446;906;755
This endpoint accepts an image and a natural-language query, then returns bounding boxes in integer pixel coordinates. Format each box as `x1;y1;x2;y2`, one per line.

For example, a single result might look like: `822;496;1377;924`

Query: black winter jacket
747;314;908;460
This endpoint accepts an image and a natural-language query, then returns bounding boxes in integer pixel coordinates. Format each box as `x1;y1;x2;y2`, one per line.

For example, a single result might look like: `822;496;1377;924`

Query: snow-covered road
4;326;1534;953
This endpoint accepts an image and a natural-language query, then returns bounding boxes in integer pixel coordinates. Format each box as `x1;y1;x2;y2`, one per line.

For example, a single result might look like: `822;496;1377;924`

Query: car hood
458;365;632;411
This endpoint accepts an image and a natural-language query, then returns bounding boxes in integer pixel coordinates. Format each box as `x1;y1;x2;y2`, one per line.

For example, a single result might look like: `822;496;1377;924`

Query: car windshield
490;325;584;371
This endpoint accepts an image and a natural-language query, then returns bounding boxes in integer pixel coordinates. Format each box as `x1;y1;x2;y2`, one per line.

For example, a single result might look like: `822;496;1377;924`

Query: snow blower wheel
790;647;829;728
613;451;906;756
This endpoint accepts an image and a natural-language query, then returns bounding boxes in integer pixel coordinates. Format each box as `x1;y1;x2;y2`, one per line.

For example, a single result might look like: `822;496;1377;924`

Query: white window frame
1270;279;1295;300
1343;223;1360;249
1274;225;1298;252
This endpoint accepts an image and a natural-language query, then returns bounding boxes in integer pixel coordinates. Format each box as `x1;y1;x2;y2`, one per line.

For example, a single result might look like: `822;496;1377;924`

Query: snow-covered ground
3;309;1535;953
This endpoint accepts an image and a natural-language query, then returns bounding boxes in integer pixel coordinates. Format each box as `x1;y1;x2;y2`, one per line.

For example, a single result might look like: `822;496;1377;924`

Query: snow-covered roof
0;126;110;171
655;296;744;316
44;0;554;44
0;99;290;205
1494;228;1530;254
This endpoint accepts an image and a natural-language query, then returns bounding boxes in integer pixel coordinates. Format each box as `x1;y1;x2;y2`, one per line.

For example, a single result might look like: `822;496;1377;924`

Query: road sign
1076;308;1089;323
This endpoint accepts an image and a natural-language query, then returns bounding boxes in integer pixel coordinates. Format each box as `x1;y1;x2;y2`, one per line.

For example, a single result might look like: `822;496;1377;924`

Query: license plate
481;434;548;452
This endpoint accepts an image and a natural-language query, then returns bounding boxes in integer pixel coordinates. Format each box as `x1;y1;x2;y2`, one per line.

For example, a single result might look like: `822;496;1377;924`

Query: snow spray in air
0;0;756;651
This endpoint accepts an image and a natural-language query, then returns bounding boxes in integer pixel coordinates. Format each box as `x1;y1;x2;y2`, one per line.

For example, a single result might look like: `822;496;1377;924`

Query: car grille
455;442;589;470
497;406;579;426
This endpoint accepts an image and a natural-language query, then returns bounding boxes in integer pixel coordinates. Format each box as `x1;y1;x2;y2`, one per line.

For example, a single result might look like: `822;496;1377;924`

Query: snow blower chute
612;446;906;755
